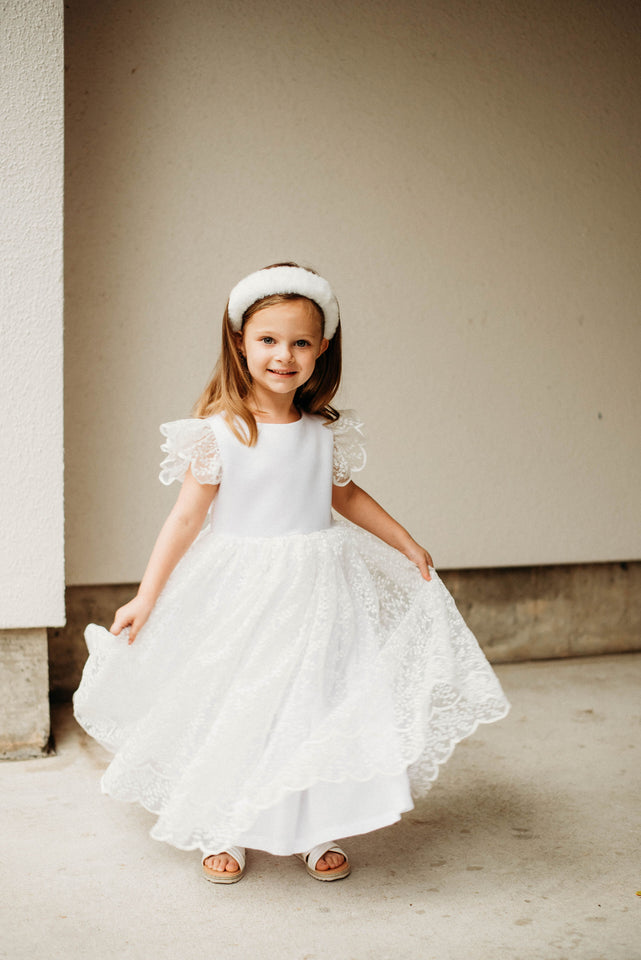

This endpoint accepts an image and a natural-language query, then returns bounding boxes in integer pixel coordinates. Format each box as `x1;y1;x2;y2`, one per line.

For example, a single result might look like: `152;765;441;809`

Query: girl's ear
234;331;245;356
317;338;329;357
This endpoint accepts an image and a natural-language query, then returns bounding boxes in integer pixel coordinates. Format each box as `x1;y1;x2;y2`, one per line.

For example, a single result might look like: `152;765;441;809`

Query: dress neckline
255;413;304;426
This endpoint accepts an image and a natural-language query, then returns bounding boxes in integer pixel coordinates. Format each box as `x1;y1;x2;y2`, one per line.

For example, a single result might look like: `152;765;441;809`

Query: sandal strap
203;846;246;871
302;841;346;871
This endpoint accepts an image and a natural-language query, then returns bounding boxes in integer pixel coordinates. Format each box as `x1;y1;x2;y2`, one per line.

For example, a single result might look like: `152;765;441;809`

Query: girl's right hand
110;596;154;646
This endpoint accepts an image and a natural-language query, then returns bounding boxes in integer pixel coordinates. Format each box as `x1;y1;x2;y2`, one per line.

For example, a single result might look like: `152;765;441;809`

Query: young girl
74;262;509;884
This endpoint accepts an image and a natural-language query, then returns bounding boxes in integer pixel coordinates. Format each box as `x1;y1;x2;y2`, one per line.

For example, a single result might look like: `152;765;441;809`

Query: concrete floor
1;654;639;960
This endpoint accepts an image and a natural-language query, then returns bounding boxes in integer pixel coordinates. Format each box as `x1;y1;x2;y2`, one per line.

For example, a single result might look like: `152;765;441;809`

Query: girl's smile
238;299;329;413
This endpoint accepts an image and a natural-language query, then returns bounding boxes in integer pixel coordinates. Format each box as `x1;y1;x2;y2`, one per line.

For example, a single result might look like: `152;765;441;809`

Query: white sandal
202;846;246;884
296;842;351;881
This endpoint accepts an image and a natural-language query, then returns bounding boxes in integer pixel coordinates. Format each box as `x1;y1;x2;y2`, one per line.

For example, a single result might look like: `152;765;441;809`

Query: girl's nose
275;343;294;363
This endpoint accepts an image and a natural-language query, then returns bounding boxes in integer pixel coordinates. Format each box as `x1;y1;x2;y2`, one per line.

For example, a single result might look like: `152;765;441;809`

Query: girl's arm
332;481;433;581
110;469;219;644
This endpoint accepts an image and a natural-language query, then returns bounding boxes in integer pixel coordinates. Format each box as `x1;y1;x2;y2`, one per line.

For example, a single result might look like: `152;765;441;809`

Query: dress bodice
158;409;367;539
209;413;334;537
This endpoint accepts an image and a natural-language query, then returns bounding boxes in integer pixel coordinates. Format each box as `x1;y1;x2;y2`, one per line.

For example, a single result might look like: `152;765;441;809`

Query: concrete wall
0;0;64;756
65;0;641;585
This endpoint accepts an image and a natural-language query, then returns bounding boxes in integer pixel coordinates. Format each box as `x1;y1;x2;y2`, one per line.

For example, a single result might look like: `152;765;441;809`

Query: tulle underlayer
73;522;509;854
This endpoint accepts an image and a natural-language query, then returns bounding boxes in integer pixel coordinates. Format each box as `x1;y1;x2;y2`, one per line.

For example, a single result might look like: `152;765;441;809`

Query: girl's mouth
268;369;296;377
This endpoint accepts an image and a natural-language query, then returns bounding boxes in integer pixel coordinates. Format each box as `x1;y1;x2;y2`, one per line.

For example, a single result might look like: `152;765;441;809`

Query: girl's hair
192;262;342;445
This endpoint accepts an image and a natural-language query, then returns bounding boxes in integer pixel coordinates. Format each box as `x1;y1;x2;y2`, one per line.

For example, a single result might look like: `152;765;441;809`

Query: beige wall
1;0;65;625
65;0;641;584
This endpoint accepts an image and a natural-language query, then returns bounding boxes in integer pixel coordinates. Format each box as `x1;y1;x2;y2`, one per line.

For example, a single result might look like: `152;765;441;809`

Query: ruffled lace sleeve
328;410;367;486
159;419;222;486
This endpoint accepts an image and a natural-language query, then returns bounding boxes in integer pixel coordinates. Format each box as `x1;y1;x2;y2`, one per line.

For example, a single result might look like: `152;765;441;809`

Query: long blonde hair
192;263;342;445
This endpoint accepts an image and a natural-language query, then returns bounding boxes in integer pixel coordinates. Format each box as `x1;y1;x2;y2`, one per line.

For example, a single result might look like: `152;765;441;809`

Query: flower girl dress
73;412;509;856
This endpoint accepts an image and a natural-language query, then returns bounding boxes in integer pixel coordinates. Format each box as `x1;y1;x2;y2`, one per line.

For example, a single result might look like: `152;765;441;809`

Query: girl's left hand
403;541;434;581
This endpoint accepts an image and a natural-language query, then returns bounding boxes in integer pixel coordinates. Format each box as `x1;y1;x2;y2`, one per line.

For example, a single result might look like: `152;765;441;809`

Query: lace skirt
73;521;510;854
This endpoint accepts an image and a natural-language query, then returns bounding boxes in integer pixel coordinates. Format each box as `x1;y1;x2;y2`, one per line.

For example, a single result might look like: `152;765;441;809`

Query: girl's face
238;299;329;405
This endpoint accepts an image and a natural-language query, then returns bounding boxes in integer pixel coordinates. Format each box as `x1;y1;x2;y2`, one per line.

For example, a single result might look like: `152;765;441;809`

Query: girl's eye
295;340;311;347
260;337;275;344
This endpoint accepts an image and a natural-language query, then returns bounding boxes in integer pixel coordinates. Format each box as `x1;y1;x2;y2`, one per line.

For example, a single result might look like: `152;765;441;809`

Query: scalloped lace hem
77;693;509;854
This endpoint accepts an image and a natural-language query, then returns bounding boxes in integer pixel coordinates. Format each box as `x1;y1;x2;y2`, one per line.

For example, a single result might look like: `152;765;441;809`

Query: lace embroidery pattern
328;410;367;486
159;419;222;486
74;523;509;855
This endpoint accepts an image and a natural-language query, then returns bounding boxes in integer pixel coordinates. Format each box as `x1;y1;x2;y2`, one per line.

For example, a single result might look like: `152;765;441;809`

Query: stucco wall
65;0;641;585
0;0;65;626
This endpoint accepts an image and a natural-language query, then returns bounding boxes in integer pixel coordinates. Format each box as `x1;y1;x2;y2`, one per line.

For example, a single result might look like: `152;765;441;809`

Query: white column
0;0;65;756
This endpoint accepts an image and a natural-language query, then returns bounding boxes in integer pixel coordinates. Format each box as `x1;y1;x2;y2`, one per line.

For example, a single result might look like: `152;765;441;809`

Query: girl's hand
110;596;154;646
403;541;434;581
332;482;434;582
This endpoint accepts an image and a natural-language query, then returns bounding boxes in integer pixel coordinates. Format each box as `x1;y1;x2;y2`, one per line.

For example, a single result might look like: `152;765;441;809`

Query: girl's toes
317;852;345;870
327;852;345;868
205;853;239;873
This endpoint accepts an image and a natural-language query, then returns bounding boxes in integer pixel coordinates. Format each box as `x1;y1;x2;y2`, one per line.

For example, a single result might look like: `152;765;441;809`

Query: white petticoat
74;519;509;855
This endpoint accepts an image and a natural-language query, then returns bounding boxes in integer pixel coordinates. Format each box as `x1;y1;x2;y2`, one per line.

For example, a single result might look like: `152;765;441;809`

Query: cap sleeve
159;419;222;486
328;410;367;486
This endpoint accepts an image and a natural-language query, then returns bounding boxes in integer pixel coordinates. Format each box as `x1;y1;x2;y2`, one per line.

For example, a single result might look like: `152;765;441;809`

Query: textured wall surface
65;0;641;584
0;0;65;625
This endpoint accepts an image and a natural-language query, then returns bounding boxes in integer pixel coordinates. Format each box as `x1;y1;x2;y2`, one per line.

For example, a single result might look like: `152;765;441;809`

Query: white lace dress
73;411;509;856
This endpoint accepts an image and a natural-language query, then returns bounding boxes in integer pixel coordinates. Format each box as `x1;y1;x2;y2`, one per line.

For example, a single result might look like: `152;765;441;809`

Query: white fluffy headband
227;266;340;339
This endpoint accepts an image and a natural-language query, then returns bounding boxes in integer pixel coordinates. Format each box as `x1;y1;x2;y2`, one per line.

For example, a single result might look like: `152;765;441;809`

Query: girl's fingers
420;553;433;581
110;608;132;636
405;544;433;581
128;614;149;645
